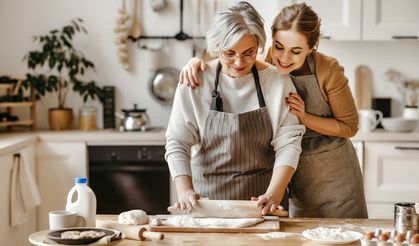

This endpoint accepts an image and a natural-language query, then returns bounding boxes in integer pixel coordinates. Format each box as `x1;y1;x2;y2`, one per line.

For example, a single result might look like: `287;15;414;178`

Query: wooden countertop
96;215;393;246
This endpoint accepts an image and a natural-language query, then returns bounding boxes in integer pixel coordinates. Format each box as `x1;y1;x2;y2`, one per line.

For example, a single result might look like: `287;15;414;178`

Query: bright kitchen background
1;0;419;129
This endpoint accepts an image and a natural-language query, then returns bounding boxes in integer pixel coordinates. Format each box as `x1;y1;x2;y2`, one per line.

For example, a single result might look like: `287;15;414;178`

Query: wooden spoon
130;0;141;39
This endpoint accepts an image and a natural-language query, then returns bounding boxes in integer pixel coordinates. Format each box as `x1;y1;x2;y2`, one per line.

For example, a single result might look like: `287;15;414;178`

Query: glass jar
79;105;97;131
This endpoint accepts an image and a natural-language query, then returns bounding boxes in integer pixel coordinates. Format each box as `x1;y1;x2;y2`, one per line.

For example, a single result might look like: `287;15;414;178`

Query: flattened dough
165;215;264;228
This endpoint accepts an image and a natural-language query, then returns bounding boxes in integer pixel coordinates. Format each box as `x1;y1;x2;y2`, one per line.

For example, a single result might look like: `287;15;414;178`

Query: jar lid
80;106;97;115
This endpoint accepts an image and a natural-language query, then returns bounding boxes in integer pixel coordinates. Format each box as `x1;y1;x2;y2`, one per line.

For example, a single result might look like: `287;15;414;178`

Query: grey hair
206;1;266;56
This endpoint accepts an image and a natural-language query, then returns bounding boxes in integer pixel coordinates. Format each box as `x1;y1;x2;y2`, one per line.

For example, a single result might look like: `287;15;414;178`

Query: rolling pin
96;220;164;241
168;199;289;218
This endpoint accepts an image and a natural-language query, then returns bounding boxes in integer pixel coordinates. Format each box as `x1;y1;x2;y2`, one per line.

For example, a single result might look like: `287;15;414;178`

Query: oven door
88;146;170;215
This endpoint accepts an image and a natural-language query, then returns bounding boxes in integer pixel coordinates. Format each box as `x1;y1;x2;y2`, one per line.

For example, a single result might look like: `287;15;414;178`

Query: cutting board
149;215;280;233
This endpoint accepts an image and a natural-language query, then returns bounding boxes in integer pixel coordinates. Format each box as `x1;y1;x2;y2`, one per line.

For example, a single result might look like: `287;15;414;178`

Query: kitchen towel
10;152;41;227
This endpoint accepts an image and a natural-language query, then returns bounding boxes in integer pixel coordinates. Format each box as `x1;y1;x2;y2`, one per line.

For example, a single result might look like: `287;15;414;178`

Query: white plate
302;229;363;245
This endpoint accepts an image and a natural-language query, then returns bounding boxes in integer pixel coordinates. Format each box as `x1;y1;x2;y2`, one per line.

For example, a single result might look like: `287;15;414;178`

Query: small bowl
381;117;418;132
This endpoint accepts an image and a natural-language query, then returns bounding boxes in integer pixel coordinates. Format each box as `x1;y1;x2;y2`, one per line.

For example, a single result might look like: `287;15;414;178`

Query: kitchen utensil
130;0;141;39
174;0;190;41
355;65;373;110
97;215;279;234
302;228;363;244
359;109;383;133
167;200;289;218
47;227;118;245
149;67;180;104
403;106;419;119
394;202;419;234
381;117;418;132
48;210;85;230
115;104;150;131
372;97;392;128
96;220;164;241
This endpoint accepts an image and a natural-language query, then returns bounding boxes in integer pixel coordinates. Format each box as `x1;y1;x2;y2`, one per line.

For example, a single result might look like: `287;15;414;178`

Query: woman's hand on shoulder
286;92;306;122
179;57;207;89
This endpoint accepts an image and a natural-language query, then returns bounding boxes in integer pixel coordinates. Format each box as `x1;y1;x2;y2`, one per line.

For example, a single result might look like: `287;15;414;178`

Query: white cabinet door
0;144;37;246
363;0;419;40
364;142;419;219
292;0;362;40
36;142;87;230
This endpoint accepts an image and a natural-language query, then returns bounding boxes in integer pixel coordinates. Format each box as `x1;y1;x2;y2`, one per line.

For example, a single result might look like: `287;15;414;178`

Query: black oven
88;145;170;215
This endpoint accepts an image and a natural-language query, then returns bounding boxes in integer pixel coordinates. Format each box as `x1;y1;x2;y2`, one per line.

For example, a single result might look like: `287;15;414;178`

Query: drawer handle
392;35;418;40
320;36;331;39
395;146;419;151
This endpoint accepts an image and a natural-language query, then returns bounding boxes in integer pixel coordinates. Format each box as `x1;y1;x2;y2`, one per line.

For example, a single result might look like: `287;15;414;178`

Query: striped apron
191;62;275;200
289;54;368;218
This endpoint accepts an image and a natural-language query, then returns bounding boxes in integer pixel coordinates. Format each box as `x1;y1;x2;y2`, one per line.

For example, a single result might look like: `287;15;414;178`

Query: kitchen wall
1;0;419;129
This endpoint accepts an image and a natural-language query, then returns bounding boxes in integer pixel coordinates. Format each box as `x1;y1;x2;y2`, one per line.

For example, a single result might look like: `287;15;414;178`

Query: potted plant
23;18;103;130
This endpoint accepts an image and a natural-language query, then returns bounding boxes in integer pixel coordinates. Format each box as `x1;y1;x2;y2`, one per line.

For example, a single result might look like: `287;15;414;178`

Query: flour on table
165;215;264;228
257;232;301;240
303;227;353;241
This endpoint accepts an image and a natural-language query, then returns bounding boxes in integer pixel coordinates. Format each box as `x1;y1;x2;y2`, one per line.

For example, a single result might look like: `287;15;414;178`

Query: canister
394;202;419;234
79;105;97;131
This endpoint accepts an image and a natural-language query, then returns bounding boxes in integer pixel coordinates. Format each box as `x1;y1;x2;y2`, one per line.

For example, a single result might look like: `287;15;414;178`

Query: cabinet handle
392;35;418;40
395;146;419;151
320;36;331;39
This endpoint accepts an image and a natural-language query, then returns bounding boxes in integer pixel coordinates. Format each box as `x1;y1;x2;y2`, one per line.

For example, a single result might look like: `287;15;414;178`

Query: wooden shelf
0;119;34;127
0;102;34;107
0;79;35;130
0;84;14;90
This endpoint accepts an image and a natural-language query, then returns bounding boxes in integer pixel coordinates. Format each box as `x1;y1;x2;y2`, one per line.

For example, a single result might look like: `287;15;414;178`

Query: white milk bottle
65;177;97;227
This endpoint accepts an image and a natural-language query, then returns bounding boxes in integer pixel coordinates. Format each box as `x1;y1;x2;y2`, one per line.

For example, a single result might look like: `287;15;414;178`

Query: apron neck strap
211;62;266;111
307;53;316;74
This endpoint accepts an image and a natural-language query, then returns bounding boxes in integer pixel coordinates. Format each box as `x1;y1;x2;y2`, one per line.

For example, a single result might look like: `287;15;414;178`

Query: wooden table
97;215;393;246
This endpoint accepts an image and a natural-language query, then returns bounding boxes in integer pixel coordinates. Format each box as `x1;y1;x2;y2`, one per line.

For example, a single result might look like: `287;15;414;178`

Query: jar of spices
79;105;97;131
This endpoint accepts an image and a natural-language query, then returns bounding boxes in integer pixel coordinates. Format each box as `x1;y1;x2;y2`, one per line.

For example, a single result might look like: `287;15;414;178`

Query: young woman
165;2;305;215
178;3;368;218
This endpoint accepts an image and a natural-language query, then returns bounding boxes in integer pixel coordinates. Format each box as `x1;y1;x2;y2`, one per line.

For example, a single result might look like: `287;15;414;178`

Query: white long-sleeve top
165;63;305;180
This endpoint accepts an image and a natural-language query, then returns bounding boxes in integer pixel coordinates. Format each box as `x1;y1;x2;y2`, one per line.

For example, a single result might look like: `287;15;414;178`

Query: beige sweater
266;50;358;138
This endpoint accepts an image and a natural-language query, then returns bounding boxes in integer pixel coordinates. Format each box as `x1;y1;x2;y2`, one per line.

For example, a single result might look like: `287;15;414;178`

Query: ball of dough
150;217;162;226
118;209;148;225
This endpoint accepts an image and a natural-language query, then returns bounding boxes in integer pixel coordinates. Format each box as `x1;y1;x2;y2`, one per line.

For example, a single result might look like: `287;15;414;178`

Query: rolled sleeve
272;112;305;170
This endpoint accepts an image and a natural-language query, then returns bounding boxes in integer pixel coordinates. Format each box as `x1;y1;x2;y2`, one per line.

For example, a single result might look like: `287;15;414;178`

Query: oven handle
89;166;168;172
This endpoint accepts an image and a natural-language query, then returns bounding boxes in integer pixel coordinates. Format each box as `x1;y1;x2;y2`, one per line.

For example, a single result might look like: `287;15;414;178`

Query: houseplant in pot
23;18;103;130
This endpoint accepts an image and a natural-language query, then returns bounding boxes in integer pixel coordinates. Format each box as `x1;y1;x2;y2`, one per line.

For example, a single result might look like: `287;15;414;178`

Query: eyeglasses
220;49;257;62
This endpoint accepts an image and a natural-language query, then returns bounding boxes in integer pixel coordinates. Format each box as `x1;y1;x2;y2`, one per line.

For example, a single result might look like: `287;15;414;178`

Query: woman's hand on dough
179;57;207;89
175;189;200;212
251;193;282;216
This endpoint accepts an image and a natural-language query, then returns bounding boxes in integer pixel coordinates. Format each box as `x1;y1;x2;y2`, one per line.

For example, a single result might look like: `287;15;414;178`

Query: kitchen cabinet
291;0;419;40
291;0;361;40
363;142;419;219
363;0;419;40
36;142;87;230
0;144;37;246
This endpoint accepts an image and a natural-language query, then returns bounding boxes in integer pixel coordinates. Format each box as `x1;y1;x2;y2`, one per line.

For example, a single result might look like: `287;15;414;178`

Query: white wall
1;0;419;129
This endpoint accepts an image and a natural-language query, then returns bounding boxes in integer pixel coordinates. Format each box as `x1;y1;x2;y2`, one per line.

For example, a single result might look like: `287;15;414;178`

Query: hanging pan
149;67;180;105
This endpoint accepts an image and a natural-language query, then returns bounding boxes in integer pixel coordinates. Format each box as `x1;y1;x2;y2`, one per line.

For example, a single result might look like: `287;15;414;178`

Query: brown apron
289;54;368;218
191;62;275;200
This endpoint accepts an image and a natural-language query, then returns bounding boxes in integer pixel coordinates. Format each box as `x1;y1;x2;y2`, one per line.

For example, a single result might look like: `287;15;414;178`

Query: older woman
165;1;305;215
177;3;367;218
